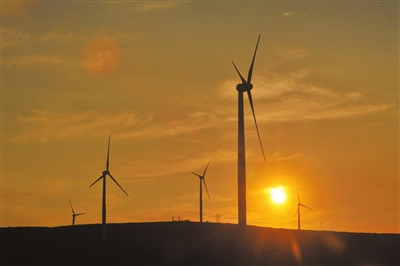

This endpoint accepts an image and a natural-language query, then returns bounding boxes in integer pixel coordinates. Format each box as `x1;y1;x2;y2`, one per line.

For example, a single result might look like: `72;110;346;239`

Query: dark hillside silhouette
1;222;399;265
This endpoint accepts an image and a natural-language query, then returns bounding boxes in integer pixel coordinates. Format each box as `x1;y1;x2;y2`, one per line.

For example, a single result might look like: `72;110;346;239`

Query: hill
1;221;399;265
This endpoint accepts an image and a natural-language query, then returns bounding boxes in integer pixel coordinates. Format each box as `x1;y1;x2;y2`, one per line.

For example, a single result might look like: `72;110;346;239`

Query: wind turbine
68;200;86;226
232;34;266;248
89;135;128;240
191;159;212;223
294;188;311;230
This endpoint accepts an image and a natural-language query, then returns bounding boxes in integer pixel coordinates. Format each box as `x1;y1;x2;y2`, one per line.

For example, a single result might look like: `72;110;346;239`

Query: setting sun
268;186;287;204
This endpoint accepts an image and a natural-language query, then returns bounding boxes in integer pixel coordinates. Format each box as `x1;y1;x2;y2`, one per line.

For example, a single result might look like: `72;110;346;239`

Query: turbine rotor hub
236;83;253;92
103;170;109;175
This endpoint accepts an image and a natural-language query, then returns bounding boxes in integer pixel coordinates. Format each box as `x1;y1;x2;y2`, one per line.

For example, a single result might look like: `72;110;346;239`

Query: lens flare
82;36;121;76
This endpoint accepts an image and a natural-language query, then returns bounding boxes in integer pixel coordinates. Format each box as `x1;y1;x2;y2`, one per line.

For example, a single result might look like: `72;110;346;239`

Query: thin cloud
9;108;223;144
165;191;234;205
135;1;183;12
118;148;237;179
269;152;302;162
3;54;65;68
1;27;31;48
277;47;309;60
40;32;75;41
283;11;296;16
219;70;392;122
10;110;151;143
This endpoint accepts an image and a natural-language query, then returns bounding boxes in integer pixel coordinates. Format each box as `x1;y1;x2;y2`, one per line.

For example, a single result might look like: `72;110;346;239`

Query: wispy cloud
39;32;75;42
9;66;393;146
219;70;392;122
2;54;65;68
1;27;31;48
269;152;302;162
10;110;150;143
135;1;184;12
118;148;237;178
277;47;309;60
9;108;225;144
283;11;296;16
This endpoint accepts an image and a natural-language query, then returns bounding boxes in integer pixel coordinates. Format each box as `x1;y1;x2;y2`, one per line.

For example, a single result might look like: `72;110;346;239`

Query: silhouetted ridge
1;222;398;265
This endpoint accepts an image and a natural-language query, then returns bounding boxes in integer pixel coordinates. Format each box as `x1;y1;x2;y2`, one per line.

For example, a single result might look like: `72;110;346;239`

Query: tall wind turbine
232;34;266;248
294;188;311;230
191;159;212;223
89;136;128;240
68;200;86;226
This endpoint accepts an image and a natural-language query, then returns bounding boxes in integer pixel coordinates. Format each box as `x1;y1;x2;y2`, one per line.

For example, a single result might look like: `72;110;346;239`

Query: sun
268;186;287;204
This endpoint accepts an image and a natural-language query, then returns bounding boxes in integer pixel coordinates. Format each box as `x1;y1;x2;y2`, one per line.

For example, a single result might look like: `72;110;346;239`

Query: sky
1;1;398;234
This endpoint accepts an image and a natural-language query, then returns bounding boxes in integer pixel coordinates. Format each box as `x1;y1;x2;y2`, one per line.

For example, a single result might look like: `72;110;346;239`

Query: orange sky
2;1;398;233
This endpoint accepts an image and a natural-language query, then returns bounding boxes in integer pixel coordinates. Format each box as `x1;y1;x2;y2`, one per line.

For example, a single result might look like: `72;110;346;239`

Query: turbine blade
76;213;86;216
247;90;266;163
203;179;211;201
300;204;312;210
108;173;129;196
203;159;211;177
232;61;247;84
192;172;202;178
294;207;298;218
106;135;110;171
89;175;104;187
247;34;261;84
68;200;75;215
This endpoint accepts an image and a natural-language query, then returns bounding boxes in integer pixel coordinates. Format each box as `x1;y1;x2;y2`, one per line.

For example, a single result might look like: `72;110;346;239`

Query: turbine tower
90;135;128;240
294;188;311;230
191;159;211;223
68;200;86;226
232;34;266;248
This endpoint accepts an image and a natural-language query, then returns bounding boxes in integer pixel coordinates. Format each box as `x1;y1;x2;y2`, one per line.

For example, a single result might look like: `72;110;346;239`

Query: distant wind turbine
68;200;86;226
191;159;212;223
294;188;311;230
89;136;128;240
232;34;266;248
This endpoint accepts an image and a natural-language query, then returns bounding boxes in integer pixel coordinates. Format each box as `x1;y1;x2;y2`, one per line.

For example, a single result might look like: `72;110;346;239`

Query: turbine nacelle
102;170;109;175
236;83;253;92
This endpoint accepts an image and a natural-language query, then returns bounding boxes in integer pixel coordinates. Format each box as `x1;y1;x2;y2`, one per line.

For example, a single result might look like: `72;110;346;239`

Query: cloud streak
219;70;392;122
277;47;309;60
283;12;296;16
9;107;226;144
135;1;184;12
3;54;65;68
9;66;393;145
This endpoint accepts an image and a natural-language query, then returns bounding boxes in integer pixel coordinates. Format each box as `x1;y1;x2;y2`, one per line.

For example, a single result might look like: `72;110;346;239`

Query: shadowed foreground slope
1;222;399;265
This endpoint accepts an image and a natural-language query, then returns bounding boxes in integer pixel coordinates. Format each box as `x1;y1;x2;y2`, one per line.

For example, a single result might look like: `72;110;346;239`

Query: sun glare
268;186;287;204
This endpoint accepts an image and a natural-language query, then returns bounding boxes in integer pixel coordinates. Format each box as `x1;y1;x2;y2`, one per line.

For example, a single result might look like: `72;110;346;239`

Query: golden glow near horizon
2;1;399;233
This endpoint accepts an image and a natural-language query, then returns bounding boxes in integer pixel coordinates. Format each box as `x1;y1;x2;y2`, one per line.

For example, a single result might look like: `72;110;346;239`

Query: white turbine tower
68;200;86;226
89;136;128;240
232;34;266;248
294;188;311;230
191;159;212;223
